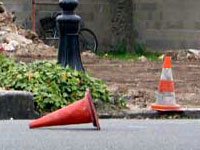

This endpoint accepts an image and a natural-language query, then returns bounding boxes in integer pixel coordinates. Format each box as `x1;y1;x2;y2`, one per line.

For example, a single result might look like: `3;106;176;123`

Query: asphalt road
0;119;200;150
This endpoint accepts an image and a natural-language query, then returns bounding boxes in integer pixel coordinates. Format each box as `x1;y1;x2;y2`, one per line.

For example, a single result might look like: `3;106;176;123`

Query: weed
98;40;162;61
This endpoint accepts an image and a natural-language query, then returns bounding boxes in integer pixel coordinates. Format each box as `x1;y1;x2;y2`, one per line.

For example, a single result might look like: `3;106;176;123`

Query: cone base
151;103;181;111
86;90;100;130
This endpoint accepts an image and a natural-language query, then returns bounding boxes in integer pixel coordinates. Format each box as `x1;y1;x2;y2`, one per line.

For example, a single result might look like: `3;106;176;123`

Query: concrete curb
1;90;199;120
99;108;200;119
39;109;200;119
0;90;39;119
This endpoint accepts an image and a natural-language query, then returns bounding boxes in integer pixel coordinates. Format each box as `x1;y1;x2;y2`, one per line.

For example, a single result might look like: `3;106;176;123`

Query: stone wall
1;0;134;51
134;0;200;50
2;0;200;51
1;0;32;28
109;0;134;51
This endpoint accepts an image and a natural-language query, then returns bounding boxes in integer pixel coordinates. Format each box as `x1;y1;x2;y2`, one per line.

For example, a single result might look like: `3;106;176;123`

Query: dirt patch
8;53;200;111
82;56;200;110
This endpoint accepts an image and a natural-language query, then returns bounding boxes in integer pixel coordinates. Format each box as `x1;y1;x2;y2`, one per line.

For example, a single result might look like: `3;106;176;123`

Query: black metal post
56;0;84;71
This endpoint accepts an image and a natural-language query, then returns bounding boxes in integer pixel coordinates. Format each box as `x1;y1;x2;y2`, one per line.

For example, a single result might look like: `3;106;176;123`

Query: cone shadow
37;127;99;131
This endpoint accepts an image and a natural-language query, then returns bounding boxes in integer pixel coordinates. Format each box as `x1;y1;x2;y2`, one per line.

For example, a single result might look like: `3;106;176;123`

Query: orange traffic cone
29;89;100;130
151;56;181;111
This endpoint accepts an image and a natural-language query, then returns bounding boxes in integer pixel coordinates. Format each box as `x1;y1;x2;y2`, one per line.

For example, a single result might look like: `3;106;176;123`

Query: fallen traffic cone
29;89;100;130
151;56;181;111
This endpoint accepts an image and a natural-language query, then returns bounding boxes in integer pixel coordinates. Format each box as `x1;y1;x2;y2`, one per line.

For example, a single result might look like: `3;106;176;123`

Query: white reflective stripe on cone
155;91;176;105
160;68;173;80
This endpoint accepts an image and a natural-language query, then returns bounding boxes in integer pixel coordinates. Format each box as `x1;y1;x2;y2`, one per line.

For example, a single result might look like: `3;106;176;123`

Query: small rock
107;84;120;95
9;40;19;48
2;43;15;51
188;49;200;56
127;89;154;109
81;51;97;58
159;54;165;60
1;26;12;32
0;87;5;90
138;56;148;62
0;30;7;36
0;2;5;13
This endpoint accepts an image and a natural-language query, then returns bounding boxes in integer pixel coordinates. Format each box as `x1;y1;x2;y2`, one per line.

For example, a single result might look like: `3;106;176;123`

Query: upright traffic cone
29;89;100;130
151;56;181;111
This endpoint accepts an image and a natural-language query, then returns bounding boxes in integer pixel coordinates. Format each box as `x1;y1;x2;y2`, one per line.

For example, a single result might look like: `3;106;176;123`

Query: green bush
0;54;113;112
99;40;162;61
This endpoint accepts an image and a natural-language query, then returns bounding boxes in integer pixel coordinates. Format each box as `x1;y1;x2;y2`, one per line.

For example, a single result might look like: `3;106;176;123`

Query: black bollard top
57;0;84;71
59;0;79;12
57;0;81;34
